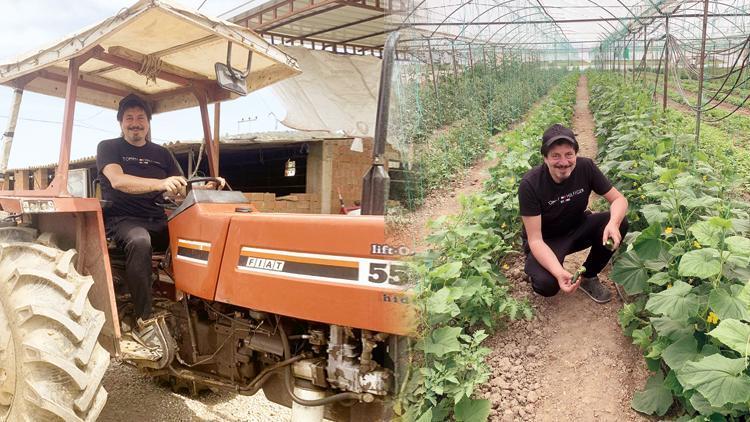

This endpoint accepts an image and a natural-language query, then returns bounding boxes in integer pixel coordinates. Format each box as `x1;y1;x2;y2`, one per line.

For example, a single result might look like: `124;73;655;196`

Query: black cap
117;93;152;122
541;123;579;156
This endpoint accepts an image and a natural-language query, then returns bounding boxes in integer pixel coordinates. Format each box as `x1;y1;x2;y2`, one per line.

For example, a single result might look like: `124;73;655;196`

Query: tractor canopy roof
0;0;301;114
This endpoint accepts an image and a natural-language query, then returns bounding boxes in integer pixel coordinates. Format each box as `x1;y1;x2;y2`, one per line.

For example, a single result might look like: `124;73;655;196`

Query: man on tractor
96;94;222;332
518;123;629;303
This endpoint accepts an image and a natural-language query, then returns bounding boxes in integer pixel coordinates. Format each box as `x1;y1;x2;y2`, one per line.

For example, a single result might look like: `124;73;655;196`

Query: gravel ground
99;360;293;421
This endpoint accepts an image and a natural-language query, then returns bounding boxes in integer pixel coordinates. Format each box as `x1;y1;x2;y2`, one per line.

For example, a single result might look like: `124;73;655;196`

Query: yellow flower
693;240;702;249
632;182;638;187
667;283;672;289
502;263;510;270
664;227;673;235
703;175;708;181
706;311;719;325
640;195;646;200
501;222;507;229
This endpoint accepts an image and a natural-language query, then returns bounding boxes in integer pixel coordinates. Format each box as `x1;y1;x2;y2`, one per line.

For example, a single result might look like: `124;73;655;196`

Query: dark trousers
106;216;170;321
523;212;628;297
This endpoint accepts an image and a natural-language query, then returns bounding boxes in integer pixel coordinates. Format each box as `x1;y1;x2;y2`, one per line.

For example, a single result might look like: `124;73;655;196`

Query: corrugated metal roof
5;131;356;172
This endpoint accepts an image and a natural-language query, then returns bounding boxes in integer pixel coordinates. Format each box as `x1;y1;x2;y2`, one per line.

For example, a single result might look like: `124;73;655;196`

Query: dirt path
389;152;497;253
479;75;650;421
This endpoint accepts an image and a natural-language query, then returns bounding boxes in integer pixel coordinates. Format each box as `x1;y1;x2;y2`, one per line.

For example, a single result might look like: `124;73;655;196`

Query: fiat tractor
0;1;411;421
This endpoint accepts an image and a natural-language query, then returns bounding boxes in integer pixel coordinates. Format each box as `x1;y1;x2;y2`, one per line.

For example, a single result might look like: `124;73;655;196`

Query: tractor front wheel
0;228;110;421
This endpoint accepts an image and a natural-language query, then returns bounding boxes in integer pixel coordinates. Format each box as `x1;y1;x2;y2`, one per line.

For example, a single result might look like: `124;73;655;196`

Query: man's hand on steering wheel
204;177;226;190
186;177;227;192
159;176;187;196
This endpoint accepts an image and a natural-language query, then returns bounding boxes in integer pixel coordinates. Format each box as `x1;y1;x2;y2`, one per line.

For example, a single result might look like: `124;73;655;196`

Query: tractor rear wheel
0;227;109;421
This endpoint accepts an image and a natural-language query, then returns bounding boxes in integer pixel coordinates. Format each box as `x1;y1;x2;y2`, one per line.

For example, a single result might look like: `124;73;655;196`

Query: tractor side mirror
215;42;253;96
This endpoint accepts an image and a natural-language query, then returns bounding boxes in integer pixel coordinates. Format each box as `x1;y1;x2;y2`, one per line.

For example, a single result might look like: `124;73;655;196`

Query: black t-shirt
518;157;612;239
96;137;181;220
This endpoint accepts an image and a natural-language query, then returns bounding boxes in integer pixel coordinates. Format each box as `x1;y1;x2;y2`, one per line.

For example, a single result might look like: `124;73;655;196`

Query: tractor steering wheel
186;177;225;193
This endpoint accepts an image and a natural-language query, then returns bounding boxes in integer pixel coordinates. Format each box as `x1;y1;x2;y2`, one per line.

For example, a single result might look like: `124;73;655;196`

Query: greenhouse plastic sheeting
273;46;381;138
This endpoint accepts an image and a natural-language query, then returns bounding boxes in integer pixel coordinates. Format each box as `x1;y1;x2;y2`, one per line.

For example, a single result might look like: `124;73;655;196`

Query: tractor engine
158;297;398;414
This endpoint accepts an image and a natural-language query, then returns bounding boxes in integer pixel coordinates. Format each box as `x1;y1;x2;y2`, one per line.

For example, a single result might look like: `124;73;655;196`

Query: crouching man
518;124;628;303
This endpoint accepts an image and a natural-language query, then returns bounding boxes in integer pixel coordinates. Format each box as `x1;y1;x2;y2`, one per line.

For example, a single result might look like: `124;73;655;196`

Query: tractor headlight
21;200;56;214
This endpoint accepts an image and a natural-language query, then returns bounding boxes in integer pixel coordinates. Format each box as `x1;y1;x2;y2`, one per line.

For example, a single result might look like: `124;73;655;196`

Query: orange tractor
0;1;411;421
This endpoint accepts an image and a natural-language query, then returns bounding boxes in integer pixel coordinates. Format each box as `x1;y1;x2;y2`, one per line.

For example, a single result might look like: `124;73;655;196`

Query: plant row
391;58;567;209
589;71;750;419
396;74;579;422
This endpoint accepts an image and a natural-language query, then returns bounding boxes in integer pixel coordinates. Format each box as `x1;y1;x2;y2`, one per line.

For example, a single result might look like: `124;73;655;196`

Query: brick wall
243;192;320;214
328;137;400;214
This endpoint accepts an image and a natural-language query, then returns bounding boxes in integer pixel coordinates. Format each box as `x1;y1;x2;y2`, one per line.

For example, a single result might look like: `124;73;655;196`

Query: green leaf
738;281;750;309
611;250;649;294
709;287;750;322
645;281;700;321
678;248;722;279
646;272;671;286
618;303;640;329
633;223;664;260
454;398;491;422
426;288;461;324
677;354;750;407
661;335;698;370
707;319;750;357
689;221;722;248
708;216;733;230
725;236;750;256
414;409;432;422
631;325;653;348
431;261;463;281
631;372;673;416
651;317;694;340
640;204;667;226
422;327;462;357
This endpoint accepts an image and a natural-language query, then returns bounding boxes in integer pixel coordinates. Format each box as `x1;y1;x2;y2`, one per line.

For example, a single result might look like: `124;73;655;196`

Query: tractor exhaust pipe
361;31;400;216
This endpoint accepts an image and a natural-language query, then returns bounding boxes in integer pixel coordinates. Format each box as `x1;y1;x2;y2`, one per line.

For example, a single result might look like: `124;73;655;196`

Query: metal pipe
49;57;81;196
663;16;670;112
361;31;399;216
182;296;199;363
194;90;219;176
695;0;710;145
426;37;438;96
0;89;23;174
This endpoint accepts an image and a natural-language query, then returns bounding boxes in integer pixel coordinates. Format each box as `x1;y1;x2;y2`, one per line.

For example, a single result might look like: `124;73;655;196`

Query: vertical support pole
643;27;647;76
663;16;670;112
695;0;710;145
468;43;473;67
49;57;81;196
451;41;458;78
0;88;23;174
195;90;219;177
623;39;627;80
361;31;398;216
213;102;221;174
426;38;438;96
632;33;636;82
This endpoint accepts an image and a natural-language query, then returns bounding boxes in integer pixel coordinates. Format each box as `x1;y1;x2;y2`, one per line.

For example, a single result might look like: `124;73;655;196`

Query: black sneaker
579;276;612;303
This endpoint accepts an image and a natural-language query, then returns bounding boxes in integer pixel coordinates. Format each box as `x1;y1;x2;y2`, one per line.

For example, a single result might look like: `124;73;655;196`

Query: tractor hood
0;0;301;114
